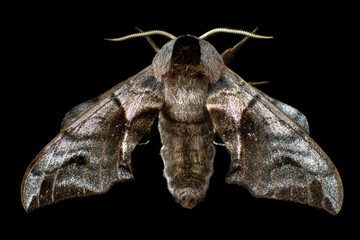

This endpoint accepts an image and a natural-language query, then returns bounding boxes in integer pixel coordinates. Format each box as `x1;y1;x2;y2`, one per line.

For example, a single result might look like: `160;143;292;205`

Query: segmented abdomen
158;113;215;208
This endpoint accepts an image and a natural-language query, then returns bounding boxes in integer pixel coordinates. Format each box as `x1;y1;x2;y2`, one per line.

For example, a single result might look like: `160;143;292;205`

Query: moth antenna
199;28;273;40
104;30;176;42
134;26;161;53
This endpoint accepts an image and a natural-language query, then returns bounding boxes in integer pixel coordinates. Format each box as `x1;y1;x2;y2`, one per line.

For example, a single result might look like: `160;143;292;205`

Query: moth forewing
21;67;164;212
206;67;343;215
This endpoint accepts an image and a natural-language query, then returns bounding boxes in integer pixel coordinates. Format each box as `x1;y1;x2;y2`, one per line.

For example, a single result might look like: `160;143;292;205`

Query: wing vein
37;123;83;205
266;119;277;198
99;123;108;192
100;113;119;191
51;168;60;202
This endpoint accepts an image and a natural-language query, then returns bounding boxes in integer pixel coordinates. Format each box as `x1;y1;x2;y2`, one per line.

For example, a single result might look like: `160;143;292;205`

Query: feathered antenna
199;27;273;39
104;30;176;42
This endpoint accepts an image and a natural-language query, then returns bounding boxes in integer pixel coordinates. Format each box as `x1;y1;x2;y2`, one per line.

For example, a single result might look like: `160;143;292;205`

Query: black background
8;2;356;237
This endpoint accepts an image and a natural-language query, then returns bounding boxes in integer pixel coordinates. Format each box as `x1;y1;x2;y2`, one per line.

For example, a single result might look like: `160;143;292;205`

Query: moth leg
137;140;150;145
213;132;226;146
137;128;151;145
221;26;259;65
135;26;160;53
248;81;269;86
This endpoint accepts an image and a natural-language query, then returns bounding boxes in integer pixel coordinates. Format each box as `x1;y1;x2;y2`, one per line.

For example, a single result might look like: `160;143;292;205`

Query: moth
21;27;344;215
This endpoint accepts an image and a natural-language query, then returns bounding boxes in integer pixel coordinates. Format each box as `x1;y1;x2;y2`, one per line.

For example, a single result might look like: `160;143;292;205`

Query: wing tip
21;195;38;213
323;193;344;216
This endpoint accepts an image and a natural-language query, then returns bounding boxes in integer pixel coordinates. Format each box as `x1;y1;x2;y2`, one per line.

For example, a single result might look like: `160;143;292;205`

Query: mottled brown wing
206;67;343;215
21;66;164;212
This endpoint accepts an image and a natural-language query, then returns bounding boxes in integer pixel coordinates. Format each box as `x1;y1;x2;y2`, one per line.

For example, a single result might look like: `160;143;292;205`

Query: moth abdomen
162;148;215;209
158;115;215;208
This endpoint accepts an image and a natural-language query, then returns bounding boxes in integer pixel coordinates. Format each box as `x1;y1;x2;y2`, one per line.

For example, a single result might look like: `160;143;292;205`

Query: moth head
152;35;224;83
104;28;273;83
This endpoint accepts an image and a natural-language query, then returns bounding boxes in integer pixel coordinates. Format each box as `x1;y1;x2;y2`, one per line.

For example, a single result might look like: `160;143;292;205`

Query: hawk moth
21;28;343;215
